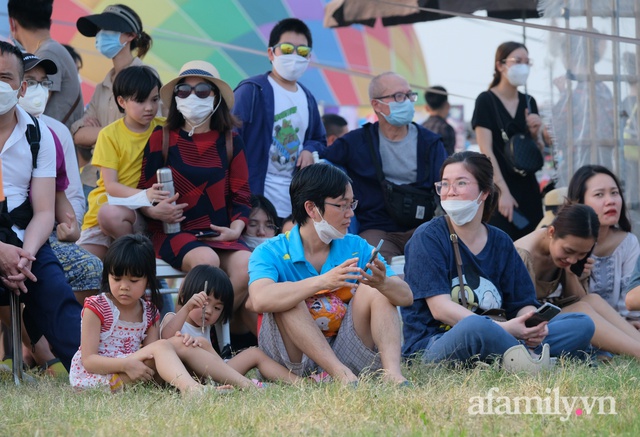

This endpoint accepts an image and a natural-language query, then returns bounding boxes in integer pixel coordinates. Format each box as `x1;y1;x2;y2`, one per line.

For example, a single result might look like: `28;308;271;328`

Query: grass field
0;356;637;436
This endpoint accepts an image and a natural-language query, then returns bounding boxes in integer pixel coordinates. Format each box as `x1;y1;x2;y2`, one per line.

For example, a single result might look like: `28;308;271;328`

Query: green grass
1;357;638;436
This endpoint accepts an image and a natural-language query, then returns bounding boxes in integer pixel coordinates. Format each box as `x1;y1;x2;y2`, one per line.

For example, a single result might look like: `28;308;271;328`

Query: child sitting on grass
70;235;259;394
77;66;171;260
160;265;302;384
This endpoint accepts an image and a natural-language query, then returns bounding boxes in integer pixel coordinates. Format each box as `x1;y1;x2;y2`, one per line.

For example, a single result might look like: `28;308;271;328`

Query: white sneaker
502;343;552;374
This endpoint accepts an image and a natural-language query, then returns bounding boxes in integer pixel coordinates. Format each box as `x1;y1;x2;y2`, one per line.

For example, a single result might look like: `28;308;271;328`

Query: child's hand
56;212;80;242
174;332;202;348
123;355;155;382
146;183;170;204
186;291;208;312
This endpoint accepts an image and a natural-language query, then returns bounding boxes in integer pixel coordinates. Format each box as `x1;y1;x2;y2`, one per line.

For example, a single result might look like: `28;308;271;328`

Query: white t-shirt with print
264;75;309;217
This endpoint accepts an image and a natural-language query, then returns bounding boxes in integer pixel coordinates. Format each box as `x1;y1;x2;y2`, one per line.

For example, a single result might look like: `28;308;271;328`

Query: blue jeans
423;313;595;363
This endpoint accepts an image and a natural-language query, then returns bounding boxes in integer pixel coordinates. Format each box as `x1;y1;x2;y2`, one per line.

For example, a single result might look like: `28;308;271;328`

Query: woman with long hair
138;60;255;337
472;41;544;240
515;203;640;359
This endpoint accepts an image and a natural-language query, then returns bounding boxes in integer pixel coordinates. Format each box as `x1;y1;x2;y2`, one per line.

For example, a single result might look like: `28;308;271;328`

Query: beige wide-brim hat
160;60;234;110
536;187;569;229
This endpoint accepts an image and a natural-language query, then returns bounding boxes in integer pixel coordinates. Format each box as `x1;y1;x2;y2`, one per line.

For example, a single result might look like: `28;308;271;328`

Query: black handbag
364;123;437;229
489;92;543;177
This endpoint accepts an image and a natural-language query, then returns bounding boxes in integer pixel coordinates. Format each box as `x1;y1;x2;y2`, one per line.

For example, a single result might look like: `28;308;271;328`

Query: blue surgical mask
378;99;415;126
95;30;126;59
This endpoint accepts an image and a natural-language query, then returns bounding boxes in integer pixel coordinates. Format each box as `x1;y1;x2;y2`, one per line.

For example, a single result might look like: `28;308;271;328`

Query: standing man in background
8;0;83;129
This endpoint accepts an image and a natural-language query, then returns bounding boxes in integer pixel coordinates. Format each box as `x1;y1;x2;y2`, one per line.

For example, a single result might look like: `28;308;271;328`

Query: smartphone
195;230;220;239
367;239;384;265
525;302;561;328
570;244;595;277
511;209;530;230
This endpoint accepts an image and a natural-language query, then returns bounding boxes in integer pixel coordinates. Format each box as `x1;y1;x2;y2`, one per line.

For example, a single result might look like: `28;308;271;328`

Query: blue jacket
321;122;447;232
232;72;327;195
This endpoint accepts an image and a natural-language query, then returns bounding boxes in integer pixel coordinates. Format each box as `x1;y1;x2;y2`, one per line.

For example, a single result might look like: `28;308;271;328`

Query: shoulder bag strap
488;91;510;145
161;125;170;166
445;215;468;308
61;92;82;125
363;123;386;184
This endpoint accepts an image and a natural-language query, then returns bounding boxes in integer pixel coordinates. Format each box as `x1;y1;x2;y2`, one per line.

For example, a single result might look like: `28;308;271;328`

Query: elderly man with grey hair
321;72;447;262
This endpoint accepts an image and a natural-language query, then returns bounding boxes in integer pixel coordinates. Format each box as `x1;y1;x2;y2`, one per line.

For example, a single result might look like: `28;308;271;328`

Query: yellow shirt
82;117;165;230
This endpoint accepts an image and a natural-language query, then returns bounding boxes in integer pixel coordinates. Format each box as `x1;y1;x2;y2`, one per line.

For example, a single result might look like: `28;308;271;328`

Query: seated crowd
3;4;640;393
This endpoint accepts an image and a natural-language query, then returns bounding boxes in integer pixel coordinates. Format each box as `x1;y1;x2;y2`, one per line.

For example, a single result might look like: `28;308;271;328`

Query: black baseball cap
22;53;57;75
76;4;141;37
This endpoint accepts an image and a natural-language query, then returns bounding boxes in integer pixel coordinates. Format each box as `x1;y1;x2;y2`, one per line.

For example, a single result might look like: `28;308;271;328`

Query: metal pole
10;291;23;385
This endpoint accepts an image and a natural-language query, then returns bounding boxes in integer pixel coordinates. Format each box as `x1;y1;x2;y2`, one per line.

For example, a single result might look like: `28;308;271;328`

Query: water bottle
156;167;180;234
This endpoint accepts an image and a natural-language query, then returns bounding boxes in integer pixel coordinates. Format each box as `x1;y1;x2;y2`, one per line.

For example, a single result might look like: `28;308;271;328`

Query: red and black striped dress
139;126;251;269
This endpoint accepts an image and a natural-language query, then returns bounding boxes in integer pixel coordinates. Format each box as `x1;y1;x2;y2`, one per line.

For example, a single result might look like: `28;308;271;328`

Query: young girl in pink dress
69;234;252;393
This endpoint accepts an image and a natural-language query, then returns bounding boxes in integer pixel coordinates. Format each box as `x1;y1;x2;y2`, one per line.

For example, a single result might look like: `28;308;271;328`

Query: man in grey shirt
322;72;447;261
8;0;83;129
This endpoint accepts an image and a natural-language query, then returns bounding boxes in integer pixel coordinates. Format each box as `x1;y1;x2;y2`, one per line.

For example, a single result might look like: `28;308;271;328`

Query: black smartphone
570;244;595;277
525;302;561;328
511;209;530;230
195;230;220;239
367;239;384;265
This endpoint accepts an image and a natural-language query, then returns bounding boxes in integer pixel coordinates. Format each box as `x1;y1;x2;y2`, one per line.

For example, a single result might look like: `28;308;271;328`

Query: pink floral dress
69;293;159;391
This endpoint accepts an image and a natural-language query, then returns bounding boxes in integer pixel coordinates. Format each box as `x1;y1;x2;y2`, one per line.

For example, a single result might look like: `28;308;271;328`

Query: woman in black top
472;41;544;240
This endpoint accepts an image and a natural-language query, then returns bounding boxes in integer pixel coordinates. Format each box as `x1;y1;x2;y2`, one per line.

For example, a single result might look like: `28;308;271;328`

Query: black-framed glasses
174;82;215;99
374;92;418;103
324;200;358;212
502;57;533;66
25;79;53;90
434;180;477;196
272;42;312;58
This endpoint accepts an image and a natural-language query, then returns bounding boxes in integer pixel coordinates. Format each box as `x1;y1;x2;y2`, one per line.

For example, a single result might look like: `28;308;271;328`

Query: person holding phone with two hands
248;164;411;385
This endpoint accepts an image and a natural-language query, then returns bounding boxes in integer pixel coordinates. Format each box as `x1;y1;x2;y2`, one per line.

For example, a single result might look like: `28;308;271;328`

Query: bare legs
272;284;406;384
564;293;640;358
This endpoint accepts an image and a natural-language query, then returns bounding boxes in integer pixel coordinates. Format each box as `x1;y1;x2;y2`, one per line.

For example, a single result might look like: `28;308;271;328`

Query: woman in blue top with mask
71;4;155;166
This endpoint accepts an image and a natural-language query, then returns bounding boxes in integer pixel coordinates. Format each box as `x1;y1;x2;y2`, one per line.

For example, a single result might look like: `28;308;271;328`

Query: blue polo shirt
249;225;394;285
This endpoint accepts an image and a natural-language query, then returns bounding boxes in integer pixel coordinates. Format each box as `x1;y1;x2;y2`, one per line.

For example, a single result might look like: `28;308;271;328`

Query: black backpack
26;113;41;169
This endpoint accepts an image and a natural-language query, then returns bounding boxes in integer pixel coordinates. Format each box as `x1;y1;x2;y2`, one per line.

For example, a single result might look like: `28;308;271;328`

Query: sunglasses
174;82;215;99
272;43;312;58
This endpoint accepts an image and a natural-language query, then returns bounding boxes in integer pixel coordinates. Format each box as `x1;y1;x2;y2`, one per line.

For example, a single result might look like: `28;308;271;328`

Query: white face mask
243;235;269;250
312;207;346;244
175;94;219;136
441;193;483;226
19;84;49;117
272;54;310;82
0;81;19;115
506;64;530;87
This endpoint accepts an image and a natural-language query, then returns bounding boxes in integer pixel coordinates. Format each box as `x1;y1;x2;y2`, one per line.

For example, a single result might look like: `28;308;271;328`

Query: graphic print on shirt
269;107;301;172
449;264;503;312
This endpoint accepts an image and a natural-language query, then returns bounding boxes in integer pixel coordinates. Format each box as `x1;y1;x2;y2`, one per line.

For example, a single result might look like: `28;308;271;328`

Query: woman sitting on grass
567;165;640;325
515;203;640;359
401;151;594;365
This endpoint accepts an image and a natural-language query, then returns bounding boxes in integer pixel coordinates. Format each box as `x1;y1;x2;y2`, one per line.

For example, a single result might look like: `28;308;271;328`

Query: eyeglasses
272;43;312;58
174;82;215;99
502;57;533;66
434;180;477;195
324;200;358;212
25;79;53;90
374;92;418;103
